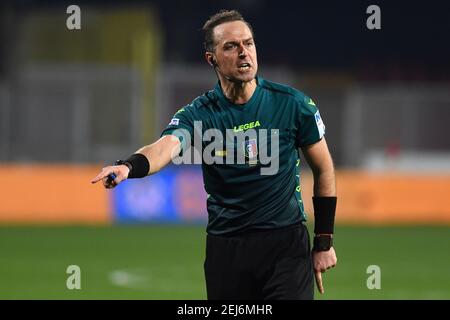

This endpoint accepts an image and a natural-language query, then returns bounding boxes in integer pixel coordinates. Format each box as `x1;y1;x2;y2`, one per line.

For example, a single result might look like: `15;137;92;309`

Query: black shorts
204;223;314;300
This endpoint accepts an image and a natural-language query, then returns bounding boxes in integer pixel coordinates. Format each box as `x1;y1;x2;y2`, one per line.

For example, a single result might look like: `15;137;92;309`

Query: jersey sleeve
295;95;326;148
160;107;195;153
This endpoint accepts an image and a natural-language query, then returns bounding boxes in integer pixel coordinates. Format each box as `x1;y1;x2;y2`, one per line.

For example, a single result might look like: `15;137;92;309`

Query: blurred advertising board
111;165;208;223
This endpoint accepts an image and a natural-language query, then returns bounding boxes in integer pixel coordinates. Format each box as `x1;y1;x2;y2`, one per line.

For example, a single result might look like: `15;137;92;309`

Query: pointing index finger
315;269;324;294
91;169;111;184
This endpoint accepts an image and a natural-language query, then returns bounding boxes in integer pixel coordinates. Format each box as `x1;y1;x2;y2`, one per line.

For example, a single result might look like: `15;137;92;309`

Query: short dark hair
202;9;254;52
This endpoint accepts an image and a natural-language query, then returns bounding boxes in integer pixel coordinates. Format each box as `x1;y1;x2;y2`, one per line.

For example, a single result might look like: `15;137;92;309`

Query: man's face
209;20;258;83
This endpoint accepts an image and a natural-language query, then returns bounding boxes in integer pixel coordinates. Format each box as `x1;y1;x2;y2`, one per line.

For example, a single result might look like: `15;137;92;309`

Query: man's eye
246;42;254;47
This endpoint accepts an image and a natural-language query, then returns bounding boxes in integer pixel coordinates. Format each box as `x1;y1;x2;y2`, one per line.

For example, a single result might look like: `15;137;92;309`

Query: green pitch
0;225;449;299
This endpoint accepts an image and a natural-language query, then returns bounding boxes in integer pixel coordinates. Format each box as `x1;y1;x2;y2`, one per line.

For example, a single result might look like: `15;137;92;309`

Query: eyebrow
223;37;254;46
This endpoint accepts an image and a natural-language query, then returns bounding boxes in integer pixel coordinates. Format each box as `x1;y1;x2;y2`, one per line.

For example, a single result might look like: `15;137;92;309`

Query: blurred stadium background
0;0;449;299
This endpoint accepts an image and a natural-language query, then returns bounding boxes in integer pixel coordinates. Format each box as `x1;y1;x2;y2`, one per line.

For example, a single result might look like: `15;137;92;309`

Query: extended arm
91;135;181;188
135;135;182;175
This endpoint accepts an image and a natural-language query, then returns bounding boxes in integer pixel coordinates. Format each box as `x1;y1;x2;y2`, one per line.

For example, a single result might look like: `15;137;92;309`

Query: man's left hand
312;247;337;294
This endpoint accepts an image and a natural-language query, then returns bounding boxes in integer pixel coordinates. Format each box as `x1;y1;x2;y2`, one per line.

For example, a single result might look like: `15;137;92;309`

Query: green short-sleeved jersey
161;76;325;235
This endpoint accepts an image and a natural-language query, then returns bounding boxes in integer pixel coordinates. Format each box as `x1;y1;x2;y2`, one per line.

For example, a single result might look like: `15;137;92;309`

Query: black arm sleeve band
313;196;337;234
124;153;150;179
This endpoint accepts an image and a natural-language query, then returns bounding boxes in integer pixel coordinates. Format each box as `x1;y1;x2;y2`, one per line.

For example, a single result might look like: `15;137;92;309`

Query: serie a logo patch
169;118;180;126
314;111;325;138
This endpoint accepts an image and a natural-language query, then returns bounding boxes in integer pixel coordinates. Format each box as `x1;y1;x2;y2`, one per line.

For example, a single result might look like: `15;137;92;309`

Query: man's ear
205;52;215;67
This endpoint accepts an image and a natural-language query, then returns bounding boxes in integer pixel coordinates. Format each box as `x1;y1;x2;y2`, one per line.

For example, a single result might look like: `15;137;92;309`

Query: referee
91;10;337;300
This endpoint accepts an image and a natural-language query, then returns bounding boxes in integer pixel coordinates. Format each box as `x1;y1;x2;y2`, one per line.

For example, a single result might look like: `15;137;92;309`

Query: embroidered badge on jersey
314;111;325;138
244;139;258;165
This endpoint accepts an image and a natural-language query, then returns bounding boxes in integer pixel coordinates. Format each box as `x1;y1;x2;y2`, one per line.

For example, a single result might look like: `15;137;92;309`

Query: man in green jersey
91;9;337;300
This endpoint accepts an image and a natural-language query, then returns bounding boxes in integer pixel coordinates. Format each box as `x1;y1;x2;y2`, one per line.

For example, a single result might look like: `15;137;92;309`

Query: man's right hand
90;164;130;189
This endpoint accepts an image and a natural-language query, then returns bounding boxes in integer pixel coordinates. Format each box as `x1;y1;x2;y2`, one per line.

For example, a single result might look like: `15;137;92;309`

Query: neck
219;75;257;105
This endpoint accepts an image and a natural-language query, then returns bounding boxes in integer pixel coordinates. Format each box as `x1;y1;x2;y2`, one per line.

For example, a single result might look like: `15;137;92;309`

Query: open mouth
238;63;251;71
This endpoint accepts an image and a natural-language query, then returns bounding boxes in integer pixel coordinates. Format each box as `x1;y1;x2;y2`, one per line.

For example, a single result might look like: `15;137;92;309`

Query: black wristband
119;153;150;179
313;235;333;252
114;160;132;173
313;196;337;234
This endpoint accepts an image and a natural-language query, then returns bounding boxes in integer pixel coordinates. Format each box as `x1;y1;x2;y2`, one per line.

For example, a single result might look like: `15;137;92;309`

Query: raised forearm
135;135;181;175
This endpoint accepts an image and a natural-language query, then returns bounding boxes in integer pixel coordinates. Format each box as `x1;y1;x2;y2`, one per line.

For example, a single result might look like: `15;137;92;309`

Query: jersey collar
214;76;263;111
